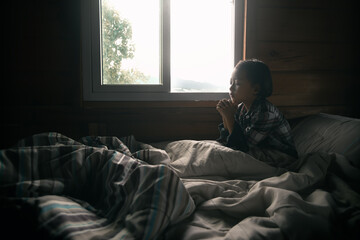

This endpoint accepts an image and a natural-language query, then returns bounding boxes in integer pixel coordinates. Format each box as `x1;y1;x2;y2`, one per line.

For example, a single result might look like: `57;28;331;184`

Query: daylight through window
101;0;160;85
101;0;234;92
171;0;233;92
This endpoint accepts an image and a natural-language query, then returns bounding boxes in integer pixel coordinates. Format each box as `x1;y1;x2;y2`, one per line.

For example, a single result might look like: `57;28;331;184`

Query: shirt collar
243;97;265;116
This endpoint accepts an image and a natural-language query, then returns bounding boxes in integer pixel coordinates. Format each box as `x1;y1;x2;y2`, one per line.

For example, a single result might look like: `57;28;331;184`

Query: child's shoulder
262;99;278;112
264;99;287;120
257;99;283;119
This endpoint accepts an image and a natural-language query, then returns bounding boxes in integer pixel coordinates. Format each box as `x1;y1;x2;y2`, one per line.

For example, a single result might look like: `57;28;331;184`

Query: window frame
81;0;245;101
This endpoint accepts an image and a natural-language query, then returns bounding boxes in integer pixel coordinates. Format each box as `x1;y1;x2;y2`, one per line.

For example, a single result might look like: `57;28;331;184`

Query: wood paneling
256;8;357;43
245;0;359;118
255;42;356;71
269;72;358;106
82;104;222;142
257;0;356;9
2;0;80;107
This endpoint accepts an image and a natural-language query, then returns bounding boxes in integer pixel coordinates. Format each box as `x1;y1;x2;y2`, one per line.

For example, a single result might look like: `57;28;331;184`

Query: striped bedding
1;132;359;239
0;133;194;239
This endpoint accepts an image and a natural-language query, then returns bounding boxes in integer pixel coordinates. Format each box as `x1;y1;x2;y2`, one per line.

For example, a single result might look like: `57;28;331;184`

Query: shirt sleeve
245;111;278;146
216;123;229;144
226;122;249;152
217;122;249;152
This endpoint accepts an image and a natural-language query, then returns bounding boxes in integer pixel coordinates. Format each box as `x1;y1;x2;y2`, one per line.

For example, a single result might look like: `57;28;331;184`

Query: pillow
291;113;360;168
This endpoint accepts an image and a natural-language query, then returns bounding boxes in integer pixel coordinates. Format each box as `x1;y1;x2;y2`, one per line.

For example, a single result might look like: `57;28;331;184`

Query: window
82;0;245;101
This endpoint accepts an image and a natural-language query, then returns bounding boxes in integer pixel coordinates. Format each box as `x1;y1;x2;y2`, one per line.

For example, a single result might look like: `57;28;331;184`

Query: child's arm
216;99;248;151
216;99;228;129
216;99;236;133
221;116;229;130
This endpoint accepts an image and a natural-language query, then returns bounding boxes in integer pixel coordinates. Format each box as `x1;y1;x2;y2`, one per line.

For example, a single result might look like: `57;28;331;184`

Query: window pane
101;0;160;85
171;0;234;92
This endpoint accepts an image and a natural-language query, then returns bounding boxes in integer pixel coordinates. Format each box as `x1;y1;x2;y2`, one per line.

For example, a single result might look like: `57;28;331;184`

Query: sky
104;0;233;91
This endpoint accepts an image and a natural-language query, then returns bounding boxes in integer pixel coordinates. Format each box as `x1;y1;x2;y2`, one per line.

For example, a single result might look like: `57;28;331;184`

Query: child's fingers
222;100;233;108
217;99;226;106
219;98;230;103
225;100;233;107
217;99;235;112
216;107;224;116
217;100;226;108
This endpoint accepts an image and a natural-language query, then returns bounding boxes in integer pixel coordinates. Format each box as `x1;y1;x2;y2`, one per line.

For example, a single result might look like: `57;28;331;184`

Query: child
216;59;298;169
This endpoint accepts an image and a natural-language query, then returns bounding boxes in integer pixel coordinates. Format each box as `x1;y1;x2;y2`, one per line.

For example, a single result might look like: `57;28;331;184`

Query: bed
1;113;359;239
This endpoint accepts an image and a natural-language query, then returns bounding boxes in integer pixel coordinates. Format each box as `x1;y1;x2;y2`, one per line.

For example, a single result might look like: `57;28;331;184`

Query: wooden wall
246;0;360;118
1;0;83;147
1;0;359;148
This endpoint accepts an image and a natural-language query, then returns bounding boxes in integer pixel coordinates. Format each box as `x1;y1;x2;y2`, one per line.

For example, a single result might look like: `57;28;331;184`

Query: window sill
83;91;229;102
82;100;222;109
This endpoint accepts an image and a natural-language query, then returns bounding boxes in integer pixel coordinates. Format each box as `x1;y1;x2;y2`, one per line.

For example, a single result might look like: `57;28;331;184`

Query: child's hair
234;59;273;98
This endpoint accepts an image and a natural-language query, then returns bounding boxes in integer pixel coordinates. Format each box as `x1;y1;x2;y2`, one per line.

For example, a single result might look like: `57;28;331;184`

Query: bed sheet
147;140;360;239
1;133;359;239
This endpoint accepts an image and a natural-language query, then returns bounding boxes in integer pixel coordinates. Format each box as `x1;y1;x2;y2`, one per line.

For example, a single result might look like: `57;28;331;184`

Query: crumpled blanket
1;133;359;240
145;140;360;240
0;133;194;240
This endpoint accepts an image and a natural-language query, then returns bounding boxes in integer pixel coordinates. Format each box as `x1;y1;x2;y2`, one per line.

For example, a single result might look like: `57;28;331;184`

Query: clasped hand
216;99;237;133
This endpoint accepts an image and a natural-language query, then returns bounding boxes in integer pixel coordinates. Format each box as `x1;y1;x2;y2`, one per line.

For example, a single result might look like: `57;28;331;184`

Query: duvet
0;132;359;239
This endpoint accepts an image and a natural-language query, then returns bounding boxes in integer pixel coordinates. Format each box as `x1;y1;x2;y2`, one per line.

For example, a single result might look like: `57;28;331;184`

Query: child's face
229;69;258;106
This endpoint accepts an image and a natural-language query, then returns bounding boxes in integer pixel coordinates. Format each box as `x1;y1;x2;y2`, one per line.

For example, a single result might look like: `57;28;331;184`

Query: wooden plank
270;93;347;107
64;105;360;142
4;0;80;107
256;8;358;43
84;111;221;124
252;42;357;71
83;101;218;109
4;71;79;106
271;72;356;95
106;121;220;142
269;71;360;106
257;0;356;9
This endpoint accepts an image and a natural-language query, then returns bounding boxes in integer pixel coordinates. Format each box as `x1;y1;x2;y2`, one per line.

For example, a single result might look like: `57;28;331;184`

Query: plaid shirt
218;98;298;158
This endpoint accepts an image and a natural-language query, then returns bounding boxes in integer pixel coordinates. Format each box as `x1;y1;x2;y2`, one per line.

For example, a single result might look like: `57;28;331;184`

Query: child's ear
253;84;260;95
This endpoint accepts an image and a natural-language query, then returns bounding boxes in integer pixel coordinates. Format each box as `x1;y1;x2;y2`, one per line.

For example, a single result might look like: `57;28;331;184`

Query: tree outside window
101;2;149;85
